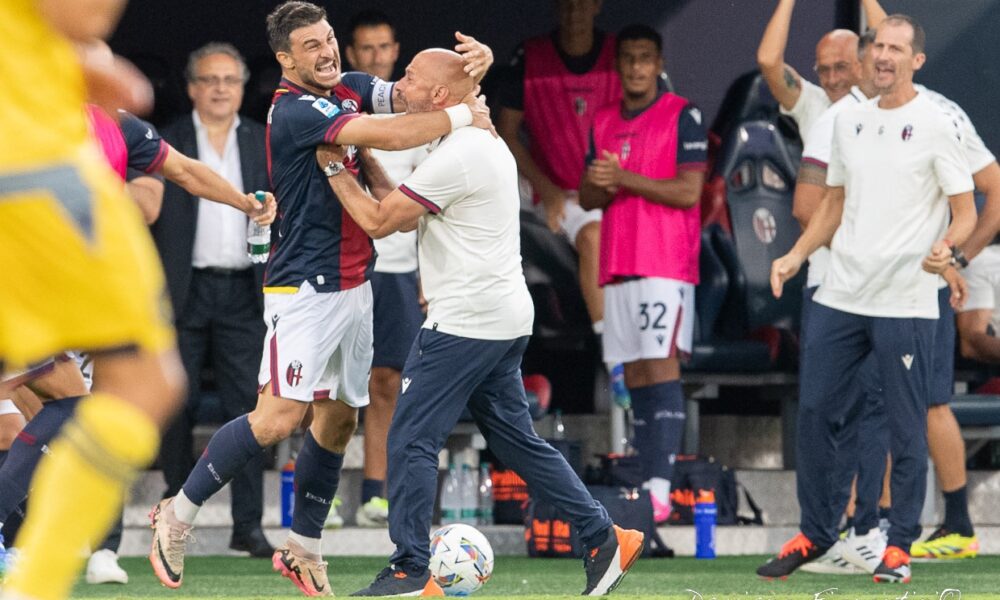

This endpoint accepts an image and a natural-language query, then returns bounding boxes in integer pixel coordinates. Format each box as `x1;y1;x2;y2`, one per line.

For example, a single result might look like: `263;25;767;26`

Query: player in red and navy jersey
579;23;707;528
147;2;495;595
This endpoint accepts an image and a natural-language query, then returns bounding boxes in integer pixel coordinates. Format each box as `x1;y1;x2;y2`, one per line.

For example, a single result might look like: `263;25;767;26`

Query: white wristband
445;104;473;131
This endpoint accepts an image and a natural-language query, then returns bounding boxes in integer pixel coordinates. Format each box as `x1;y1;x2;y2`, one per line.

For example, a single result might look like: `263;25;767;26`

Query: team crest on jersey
574;97;587;116
620;142;631;161
286;360;303;387
312;97;341;118
341;98;359;112
901;125;913;141
752;207;777;244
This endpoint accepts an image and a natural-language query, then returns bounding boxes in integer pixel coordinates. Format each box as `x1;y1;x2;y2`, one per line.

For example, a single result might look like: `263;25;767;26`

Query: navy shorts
371;271;423;370
930;286;955;406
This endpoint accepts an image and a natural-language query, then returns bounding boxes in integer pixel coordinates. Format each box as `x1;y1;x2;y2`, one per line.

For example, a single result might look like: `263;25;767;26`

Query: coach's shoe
582;525;644;596
800;541;864;575
910;527;979;560
230;527;276;558
350;565;444;597
86;549;129;584
873;546;911;583
756;533;827;579
272;540;334;597
840;527;887;574
356;496;389;528
148;498;194;589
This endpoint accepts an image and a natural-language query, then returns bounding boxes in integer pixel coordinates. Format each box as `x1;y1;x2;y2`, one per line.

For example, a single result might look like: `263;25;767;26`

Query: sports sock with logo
630;380;685;504
362;478;384;504
3;393;158;600
292;430;343;539
942;486;974;537
0;396;81;524
181;414;263;506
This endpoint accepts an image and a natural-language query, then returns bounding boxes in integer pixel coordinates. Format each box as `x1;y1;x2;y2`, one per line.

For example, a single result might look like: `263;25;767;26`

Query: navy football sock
291;431;344;539
0;397;81;522
943;486;974;537
181;415;263;505
630;381;685;483
361;478;384;504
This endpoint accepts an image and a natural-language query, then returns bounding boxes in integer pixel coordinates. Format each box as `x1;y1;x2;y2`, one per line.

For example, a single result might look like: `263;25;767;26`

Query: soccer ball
428;524;494;596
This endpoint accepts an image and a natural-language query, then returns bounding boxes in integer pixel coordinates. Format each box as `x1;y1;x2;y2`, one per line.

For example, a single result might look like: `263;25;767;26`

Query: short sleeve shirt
119;111;169;173
962;245;1000;336
781;79;830;146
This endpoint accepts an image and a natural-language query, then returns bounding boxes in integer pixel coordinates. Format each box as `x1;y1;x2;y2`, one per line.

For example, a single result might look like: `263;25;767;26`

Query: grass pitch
69;555;997;599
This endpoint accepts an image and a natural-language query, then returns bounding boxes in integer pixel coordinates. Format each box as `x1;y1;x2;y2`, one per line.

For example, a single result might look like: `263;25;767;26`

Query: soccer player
762;15;977;583
577;25;706;524
318;47;645;598
147;2;494;595
342;8;427;529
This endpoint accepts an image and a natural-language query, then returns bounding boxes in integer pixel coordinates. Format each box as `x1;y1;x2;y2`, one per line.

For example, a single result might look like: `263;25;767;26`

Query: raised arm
336;94;490;151
860;0;888;30
757;0;804;111
157;148;275;223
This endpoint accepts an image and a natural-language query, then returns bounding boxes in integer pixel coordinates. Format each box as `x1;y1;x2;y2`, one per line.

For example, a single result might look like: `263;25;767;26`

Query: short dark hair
348;9;395;45
616;24;662;55
858;28;876;59
266;1;327;53
881;13;926;54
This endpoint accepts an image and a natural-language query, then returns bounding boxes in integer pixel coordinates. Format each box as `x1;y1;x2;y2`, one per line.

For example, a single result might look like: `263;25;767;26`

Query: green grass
68;555;999;599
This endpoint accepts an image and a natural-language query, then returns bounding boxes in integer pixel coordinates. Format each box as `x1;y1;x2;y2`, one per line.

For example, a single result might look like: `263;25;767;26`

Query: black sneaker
756;532;828;579
350;565;444;597
582;525;644;596
230;527;276;558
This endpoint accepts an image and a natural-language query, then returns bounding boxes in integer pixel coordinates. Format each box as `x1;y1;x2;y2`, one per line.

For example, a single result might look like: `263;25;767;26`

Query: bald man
319;49;644;598
757;0;868;144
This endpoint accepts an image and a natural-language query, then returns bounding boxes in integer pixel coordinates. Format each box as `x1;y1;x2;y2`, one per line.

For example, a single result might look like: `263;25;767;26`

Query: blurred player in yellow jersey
0;2;187;600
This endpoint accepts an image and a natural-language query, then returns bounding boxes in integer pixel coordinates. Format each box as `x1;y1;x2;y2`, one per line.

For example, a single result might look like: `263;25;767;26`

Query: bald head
814;29;861;102
399;49;474;113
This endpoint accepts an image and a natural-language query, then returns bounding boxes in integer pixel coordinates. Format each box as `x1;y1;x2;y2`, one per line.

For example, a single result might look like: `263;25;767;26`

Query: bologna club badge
752;207;777;244
574;97;587;116
286;360;303;387
901;125;913;141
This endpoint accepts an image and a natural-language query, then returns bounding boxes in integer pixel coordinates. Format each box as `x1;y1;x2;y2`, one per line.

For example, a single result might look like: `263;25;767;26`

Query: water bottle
459;464;478;524
477;463;494;525
694;489;717;559
246;191;270;264
439;463;461;524
610;363;631;409
552;409;566;440
280;456;295;528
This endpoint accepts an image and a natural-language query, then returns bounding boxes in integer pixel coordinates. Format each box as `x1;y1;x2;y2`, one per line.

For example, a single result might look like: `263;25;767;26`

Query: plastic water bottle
694;489;717;559
459;464;478;524
610;363;631;409
552;409;566;440
440;463;461;525
477;463;494;525
280;457;295;528
246;191;270;264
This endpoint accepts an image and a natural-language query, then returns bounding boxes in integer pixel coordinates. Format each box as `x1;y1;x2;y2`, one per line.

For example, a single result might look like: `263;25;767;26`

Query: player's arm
157;148;275;223
324;169;425;239
756;0;803;112
387;32;493;112
957;308;1000;363
127;173;165;224
771;185;844;298
861;0;888;29
335;95;490;151
959;161;1000;261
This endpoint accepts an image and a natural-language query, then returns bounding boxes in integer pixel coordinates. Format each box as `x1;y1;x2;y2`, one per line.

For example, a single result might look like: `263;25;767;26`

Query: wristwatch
950;244;969;269
323;160;345;177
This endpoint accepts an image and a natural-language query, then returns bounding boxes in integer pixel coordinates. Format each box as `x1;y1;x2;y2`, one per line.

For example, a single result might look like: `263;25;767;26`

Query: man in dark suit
150;42;272;558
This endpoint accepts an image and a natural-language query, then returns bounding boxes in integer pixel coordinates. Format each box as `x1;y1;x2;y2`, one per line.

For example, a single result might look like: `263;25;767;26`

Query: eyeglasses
193;75;245;88
814;62;853;77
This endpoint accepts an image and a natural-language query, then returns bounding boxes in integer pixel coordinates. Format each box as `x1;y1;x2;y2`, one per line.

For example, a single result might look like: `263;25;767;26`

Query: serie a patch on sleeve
312;97;341;118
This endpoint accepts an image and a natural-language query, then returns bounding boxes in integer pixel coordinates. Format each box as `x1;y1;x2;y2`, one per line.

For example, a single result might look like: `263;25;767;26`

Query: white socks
171;490;200;525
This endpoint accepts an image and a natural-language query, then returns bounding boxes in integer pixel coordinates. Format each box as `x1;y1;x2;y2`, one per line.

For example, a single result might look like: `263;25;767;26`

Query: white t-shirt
370;144;427;273
816;92;975;319
399;127;534;340
781;79;831;147
962;245;1000;333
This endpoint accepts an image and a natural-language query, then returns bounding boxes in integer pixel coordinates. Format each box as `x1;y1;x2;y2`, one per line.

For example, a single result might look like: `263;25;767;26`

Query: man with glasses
150;42;274;560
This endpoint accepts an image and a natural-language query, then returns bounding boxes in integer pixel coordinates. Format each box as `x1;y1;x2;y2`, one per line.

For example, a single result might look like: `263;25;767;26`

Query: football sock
942;486;974;536
362;478;384;504
4;393;158;600
292;430;343;539
0;397;81;523
172;490;201;525
181;415;263;506
630;380;685;501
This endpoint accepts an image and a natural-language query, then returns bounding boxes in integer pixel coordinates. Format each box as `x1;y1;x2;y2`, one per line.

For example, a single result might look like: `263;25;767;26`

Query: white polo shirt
781;79;830;146
962;245;1000;333
816;92;975;319
398;127;534;340
369;117;427;274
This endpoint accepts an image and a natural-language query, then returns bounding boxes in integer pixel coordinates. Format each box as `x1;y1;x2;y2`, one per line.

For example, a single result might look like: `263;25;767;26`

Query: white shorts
603;277;695;363
258;281;373;407
532;193;601;249
0;399;21;416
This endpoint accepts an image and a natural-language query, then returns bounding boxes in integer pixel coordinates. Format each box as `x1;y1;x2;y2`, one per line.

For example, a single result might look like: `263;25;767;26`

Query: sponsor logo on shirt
683;141;708;151
312;97;341;118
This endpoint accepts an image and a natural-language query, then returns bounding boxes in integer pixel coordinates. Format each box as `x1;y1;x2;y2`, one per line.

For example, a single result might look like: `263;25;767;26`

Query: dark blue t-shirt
264;73;395;291
118;111;169;173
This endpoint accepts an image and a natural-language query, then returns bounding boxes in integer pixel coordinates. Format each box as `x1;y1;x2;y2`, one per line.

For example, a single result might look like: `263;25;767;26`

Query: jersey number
639;302;667;331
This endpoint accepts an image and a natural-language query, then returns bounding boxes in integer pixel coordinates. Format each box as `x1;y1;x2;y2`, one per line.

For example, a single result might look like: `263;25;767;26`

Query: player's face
557;0;601;38
872;22;925;95
395;55;437;113
616;39;662;100
814;39;860;102
287;20;342;93
187;53;245;123
346;24;399;81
